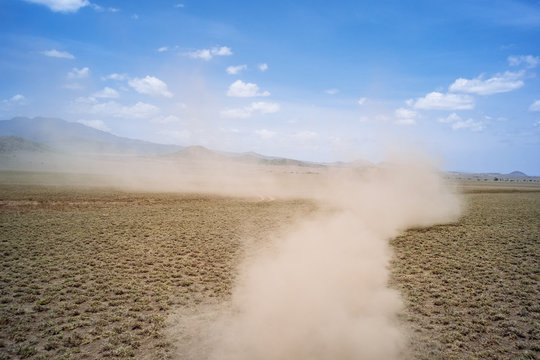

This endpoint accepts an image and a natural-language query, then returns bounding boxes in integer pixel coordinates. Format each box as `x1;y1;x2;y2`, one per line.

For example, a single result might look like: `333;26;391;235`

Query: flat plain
0;171;539;359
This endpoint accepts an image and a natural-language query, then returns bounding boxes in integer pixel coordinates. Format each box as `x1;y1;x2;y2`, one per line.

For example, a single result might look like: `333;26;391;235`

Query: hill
166;145;321;167
0;117;182;155
0;136;52;153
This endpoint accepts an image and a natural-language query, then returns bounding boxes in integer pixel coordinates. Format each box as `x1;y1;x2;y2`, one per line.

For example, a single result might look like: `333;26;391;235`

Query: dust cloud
165;158;462;359
1;151;462;359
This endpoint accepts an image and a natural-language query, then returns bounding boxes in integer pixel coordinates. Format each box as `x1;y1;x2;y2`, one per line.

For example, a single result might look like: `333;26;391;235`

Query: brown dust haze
1;152;463;359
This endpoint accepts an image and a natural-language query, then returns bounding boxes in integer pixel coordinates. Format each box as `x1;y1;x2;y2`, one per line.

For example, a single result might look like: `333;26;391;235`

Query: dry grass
391;187;540;359
0;183;315;359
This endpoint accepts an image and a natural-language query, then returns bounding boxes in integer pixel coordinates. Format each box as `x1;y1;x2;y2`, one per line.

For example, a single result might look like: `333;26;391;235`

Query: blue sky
1;0;540;174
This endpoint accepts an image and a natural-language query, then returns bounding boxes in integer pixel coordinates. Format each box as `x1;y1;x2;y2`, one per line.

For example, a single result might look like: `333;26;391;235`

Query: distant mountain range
165;145;319;167
0;117;321;167
0;117;534;176
0;117;182;155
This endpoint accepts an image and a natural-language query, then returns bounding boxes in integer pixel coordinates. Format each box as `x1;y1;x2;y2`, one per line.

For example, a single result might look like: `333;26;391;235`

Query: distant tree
494;177;498;181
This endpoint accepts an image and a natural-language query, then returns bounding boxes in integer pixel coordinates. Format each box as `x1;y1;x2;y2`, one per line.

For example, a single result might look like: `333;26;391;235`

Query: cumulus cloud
529;99;540;112
41;49;75;59
67;67;90;79
258;63;268;72
255;129;276;139
5;94;25;103
88;3;119;12
187;46;233;61
413;91;474;110
508;55;539;69
128;76;173;98
357;97;367;105
220;101;280;119
102;73;128;81
227;80;270;97
226;65;247;75
84;101;160;119
250;101;280;113
448;71;524;95
212;46;232;56
394;107;417;125
93;87;119;99
77;119;110;132
1;94;27;107
23;0;89;12
437;113;483;131
438;112;461;123
157;46;169;52
325;88;339;95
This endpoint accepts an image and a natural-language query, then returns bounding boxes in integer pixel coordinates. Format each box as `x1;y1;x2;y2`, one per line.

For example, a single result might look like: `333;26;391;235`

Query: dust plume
170;158;462;360
0;148;462;358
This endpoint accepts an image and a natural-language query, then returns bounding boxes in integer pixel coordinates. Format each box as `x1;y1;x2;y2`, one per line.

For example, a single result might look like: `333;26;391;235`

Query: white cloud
93;87;119;99
255;129;276;139
68;67;90;79
226;65;247;75
249;101;280;114
131;14;139;20
438;112;462;123
449;71;524;95
529;99;540;112
437;112;483;131
128;76;173;98
151;115;182;124
23;0;89;12
77;119;110;132
1;94;26;106
187;46;233;61
258;63;268;72
325;88;339;95
41;49;75;59
508;55;540;69
451;119;484;131
11;94;25;102
188;49;212;61
212;46;232;56
220;101;280;119
394;107;417;125
102;73;128;81
157;46;168;52
414;91;474;110
357;97;367;105
89;3;119;12
86;101;160;119
227;80;270;97
174;3;184;8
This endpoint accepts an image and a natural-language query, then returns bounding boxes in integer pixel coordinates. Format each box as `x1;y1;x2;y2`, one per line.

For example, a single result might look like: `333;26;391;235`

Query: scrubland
0;180;315;359
0;170;538;359
391;187;540;359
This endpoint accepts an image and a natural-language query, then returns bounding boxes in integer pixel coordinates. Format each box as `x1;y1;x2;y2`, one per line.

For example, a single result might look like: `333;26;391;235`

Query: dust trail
173;159;462;360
